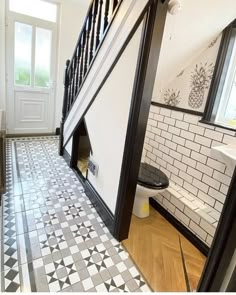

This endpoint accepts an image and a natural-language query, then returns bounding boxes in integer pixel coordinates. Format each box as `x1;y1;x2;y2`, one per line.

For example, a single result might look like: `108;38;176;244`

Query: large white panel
14;91;49;131
85;22;144;214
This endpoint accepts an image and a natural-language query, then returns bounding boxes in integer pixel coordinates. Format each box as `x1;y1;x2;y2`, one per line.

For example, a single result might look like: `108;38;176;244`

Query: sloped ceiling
153;0;236;101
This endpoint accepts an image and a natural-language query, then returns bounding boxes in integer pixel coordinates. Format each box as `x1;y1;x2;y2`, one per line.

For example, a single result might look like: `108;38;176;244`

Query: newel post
59;59;70;156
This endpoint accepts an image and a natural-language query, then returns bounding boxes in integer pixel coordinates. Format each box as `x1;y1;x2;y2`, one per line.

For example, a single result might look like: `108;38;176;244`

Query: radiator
0;110;6;201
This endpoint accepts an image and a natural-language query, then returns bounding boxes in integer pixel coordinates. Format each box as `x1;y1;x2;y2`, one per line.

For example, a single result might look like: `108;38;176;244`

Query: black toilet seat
137;163;169;189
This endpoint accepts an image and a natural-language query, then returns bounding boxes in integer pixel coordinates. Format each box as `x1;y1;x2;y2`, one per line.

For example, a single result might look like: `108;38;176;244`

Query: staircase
58;0;168;241
59;0;122;154
59;0;165;152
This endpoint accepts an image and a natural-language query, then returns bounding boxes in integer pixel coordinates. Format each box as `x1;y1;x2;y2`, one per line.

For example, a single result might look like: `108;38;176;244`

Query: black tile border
150;197;209;256
151;101;204;116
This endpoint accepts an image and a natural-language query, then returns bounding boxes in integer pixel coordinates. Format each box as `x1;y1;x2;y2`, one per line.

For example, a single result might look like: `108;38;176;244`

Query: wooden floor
122;207;206;292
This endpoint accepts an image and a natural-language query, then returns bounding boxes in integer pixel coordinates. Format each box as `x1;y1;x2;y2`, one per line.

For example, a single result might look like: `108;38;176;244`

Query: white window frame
215;38;236;128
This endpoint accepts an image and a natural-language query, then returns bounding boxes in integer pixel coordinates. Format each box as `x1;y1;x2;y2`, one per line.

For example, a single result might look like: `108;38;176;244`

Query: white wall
85;22;143;214
0;0;6;110
153;0;236;97
54;0;90;129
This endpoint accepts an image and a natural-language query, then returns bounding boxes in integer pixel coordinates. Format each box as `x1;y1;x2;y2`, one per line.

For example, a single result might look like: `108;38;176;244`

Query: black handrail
64;0;122;118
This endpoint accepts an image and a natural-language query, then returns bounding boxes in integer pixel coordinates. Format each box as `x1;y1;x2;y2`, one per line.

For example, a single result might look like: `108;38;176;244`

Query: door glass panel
14;22;32;86
35;28;52;88
9;0;57;23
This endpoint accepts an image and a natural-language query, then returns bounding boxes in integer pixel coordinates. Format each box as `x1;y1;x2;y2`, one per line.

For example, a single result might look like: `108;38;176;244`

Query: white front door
6;3;58;134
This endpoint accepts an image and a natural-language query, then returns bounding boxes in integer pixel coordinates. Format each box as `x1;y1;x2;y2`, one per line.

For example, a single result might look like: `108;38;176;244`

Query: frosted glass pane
35;28;52;88
9;0;57;23
14;22;32;86
224;72;236;121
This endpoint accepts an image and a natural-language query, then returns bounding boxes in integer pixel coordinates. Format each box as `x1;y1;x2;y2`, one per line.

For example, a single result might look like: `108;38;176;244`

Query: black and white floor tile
0;136;151;292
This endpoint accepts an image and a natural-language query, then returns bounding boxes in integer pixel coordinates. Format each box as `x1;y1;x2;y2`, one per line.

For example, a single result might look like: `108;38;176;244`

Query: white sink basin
212;144;236;170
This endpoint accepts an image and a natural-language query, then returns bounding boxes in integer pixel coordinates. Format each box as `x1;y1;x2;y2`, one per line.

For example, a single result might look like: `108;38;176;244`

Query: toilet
133;163;169;218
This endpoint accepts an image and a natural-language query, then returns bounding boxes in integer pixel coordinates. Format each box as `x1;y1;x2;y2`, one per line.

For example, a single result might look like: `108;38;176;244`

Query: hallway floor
123;207;206;292
0;137;151;292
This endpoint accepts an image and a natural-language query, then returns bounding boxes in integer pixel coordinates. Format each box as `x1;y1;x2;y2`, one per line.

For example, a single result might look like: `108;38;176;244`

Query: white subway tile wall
143;105;236;246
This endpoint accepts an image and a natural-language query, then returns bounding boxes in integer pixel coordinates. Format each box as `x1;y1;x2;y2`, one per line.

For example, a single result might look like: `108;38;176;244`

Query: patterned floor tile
0;137;151;292
45;256;80;292
3;237;18;270
25;207;59;232
2;195;25;215
2;266;21;292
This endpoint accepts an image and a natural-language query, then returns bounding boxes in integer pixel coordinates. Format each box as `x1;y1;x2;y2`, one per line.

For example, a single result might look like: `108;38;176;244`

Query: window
14;22;32;86
14;22;52;88
203;20;236;130
34;28;52;88
9;0;57;23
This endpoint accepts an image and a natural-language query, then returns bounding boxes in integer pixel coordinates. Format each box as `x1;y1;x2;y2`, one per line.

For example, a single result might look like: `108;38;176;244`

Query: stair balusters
103;0;110;32
59;60;70;156
112;0;118;12
74;45;81;97
89;0;99;64
95;0;103;50
84;9;93;77
63;0;122;117
79;31;86;86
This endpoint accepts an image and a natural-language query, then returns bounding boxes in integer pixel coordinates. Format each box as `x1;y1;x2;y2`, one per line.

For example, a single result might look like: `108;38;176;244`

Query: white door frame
6;2;58;134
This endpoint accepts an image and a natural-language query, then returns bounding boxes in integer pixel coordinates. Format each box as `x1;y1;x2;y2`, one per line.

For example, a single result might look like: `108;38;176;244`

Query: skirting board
63;150;71;167
62;150;115;237
150;197;209;256
84;180;115;235
55;128;60;135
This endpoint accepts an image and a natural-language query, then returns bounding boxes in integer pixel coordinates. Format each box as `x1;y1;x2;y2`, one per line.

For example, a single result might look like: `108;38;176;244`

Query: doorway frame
113;0;169;241
5;0;59;134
